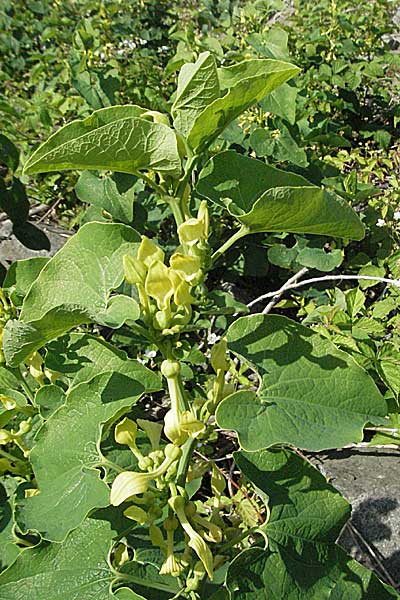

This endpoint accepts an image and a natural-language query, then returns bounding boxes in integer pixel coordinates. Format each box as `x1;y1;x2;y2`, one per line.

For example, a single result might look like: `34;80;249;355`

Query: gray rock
0;221;71;262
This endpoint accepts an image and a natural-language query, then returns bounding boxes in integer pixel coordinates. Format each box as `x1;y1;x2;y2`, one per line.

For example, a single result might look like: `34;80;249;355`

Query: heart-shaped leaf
0;509;169;600
216;314;387;451
3;222;140;366
15;359;161;542
75;171;136;224
23;105;181;177
227;449;398;599
197;151;364;240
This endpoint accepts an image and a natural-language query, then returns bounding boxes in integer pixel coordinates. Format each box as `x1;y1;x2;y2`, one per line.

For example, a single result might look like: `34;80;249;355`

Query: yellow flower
170;253;201;283
138;236;164;267
210;338;230;373
123;255;147;285
123;505;147;524
145;260;174;310
169;495;213;580
110;444;181;506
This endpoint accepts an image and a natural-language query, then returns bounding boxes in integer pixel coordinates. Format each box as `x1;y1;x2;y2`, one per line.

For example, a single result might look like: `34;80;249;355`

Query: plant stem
140;172;167;197
211;225;249;263
176;436;197;488
175;155;197;201
16;368;35;404
0;446;26;465
168;196;185;227
100;458;124;473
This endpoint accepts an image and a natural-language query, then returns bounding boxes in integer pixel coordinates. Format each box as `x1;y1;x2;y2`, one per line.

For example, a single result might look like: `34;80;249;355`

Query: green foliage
0;1;399;598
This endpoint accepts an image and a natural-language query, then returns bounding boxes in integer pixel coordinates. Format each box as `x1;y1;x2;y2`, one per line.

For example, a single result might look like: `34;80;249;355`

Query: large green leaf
187;59;300;150
15;361;161;542
23;105;181;177
3;222;140;366
44;332;147;389
216;314;387;451
0;503;177;599
0;511;152;600
172;51;220;138
197;151;364;240
0;480;20;571
227;449;398;599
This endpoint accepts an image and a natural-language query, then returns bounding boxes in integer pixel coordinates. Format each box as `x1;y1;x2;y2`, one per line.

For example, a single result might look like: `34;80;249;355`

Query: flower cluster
123;202;209;335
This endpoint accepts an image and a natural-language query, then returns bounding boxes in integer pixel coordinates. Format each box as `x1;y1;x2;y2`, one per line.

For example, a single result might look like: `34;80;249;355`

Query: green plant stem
176;436;197;488
0;446;26;465
140;172;167;197
175;155;197;201
16;368;35;404
219;527;257;551
168;196;185;227
100;458;124;473
211;225;249;263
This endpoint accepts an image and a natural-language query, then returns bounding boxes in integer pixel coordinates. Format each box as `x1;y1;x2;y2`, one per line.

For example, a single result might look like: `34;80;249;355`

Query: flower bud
210;338;229;373
123;505;147;524
161;359;181;379
0;429;13;445
115;417;138;447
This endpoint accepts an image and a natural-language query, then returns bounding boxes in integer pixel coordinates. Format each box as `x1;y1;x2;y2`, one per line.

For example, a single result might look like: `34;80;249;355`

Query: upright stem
211;225;249;263
176;436;198;488
168;196;185;227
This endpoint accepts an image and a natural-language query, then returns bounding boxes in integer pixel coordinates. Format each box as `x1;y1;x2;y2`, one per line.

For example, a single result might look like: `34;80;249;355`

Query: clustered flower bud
123;202;209;336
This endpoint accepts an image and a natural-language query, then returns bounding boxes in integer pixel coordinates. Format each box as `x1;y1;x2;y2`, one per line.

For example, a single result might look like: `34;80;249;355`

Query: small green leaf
75;171;136;224
197;151;364;240
188;59;300;150
216;314;387;451
23;105;181;177
3;257;49;307
259;83;298;124
15;363;161;541
297;247;343;271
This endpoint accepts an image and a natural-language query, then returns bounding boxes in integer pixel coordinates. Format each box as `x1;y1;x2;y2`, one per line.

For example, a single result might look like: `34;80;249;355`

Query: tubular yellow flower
138;236;165;267
123;255;147;285
170;253;201;284
210;338;229;373
110;444;181;506
115;417;138;447
145;260;174;310
137;419;163;451
169;495;213;580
